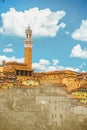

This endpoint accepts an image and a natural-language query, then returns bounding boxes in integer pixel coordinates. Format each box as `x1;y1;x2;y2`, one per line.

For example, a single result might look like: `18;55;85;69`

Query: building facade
36;95;73;126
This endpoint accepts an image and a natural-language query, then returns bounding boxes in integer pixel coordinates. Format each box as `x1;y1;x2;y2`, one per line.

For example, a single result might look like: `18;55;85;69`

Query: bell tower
24;26;33;69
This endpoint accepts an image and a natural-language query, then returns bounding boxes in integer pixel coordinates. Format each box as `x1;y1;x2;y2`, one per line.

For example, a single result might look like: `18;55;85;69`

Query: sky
0;0;87;72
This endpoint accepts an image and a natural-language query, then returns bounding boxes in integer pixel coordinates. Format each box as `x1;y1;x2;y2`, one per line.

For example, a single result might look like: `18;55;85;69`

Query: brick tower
24;26;33;69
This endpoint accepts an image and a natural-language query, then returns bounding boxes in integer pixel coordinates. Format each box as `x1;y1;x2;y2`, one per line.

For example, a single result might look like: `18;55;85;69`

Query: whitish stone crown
24;26;33;48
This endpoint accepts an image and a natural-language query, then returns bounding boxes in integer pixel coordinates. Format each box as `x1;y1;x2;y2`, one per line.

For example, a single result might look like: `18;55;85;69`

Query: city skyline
0;0;87;72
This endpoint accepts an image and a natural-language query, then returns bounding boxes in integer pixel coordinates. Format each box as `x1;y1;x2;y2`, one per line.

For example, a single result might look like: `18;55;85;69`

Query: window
27;34;28;39
55;106;57;110
49;100;51;103
55;100;57;103
55;121;57;125
55;113;57;118
52;114;54;119
16;70;19;76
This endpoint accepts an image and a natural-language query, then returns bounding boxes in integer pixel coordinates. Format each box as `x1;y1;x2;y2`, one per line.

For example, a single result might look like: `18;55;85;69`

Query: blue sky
0;0;87;72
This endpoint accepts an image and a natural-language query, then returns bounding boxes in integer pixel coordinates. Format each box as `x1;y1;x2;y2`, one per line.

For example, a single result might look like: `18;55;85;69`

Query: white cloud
0;55;24;64
32;63;46;72
32;59;80;72
3;48;14;52
6;44;13;47
46;66;57;71
82;70;86;72
32;59;50;72
70;44;87;59
64;67;79;72
65;31;69;35
52;59;59;65
39;59;50;66
83;62;86;66
72;20;87;41
79;62;86;69
0;7;66;37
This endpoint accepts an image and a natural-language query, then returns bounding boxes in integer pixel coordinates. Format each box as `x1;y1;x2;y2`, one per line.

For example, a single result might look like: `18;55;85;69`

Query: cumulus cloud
79;62;86;69
3;48;14;52
39;59;50;66
32;63;46;72
0;7;66;37
70;44;87;59
65;31;69;35
32;59;50;72
0;55;24;64
72;20;87;41
6;44;13;47
64;67;79;72
52;59;59;65
32;59;80;72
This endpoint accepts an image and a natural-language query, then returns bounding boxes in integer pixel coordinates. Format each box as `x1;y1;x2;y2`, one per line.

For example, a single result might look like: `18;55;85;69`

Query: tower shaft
25;47;32;69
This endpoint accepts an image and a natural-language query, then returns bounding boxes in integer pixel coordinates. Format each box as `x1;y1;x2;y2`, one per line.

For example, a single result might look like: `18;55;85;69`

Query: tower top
24;25;33;48
25;25;32;34
28;25;30;30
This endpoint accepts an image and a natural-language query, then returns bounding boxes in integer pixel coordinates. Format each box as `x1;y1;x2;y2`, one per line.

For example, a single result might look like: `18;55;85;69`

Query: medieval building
0;26;33;81
0;27;87;92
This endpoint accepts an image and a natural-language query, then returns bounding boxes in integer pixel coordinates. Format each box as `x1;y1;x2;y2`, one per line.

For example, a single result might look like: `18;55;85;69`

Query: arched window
27;34;28;39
